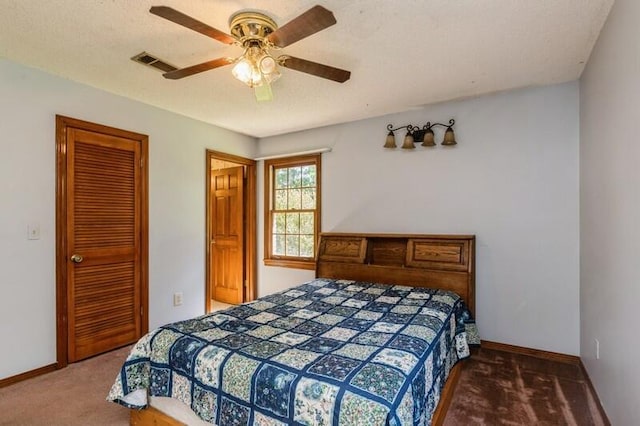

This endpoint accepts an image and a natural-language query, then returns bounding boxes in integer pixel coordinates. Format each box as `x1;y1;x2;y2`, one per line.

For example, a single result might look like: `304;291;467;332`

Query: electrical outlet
173;292;183;306
595;338;600;360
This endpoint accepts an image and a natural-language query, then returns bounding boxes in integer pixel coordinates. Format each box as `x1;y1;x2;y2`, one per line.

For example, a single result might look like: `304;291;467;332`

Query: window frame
263;154;321;270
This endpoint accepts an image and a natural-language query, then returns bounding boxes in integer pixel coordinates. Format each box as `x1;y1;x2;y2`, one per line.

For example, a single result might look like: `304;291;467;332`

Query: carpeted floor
0;345;606;425
0;346;131;426
444;347;607;426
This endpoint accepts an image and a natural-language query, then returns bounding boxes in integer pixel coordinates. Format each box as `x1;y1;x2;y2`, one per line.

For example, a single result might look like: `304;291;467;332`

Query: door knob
70;254;84;263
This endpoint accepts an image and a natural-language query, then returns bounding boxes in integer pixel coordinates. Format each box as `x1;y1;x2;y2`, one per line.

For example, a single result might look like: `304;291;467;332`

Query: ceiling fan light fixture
259;55;277;74
259;53;281;84
232;48;260;87
231;58;258;87
232;45;282;88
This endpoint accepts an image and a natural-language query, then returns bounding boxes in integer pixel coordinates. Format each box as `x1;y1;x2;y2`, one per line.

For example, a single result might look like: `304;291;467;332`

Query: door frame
55;115;149;369
206;150;257;311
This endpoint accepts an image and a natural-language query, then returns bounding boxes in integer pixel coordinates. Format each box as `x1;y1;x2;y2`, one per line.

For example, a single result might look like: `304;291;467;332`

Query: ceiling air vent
131;52;177;73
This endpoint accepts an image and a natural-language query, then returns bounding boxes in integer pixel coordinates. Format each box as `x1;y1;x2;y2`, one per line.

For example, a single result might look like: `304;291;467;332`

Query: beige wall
0;58;256;380
580;0;640;423
257;82;581;356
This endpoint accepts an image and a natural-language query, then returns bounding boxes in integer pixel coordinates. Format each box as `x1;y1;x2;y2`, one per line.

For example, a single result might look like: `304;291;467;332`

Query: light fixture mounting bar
387;119;455;142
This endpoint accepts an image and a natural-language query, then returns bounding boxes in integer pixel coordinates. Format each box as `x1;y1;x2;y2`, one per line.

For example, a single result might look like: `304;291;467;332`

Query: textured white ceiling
0;0;613;138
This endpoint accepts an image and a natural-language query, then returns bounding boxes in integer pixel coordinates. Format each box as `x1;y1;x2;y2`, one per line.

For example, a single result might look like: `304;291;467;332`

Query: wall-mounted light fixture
384;119;457;149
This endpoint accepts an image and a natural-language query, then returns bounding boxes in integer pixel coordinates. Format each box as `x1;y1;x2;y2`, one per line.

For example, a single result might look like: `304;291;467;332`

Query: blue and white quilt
108;278;478;425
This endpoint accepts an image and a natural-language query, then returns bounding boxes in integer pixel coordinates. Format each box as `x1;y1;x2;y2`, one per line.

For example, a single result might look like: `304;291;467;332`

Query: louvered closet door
66;128;142;362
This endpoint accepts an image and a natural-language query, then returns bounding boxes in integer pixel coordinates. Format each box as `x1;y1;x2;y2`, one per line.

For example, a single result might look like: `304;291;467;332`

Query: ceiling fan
147;5;351;100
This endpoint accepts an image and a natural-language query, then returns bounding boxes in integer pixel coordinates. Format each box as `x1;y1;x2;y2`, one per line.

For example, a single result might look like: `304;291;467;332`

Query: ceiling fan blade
163;57;234;80
279;56;350;83
150;6;236;45
267;5;336;48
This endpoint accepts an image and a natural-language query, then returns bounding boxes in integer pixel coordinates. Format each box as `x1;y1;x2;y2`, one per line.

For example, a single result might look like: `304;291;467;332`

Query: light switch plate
28;224;40;240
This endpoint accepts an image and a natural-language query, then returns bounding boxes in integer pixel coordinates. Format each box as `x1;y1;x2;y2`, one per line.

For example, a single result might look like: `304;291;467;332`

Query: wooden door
210;166;244;305
58;118;148;364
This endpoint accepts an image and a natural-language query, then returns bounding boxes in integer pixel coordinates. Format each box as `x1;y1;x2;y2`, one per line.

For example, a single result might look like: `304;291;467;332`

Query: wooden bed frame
130;233;476;426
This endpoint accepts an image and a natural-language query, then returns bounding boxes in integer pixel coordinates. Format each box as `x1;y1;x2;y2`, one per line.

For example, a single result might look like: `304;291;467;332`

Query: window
264;154;321;269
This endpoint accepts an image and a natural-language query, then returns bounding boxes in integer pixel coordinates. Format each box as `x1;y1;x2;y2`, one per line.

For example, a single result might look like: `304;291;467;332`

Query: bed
108;233;478;425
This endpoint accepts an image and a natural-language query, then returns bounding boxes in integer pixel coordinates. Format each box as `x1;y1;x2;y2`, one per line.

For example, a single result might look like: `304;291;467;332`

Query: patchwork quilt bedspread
108;278;478;425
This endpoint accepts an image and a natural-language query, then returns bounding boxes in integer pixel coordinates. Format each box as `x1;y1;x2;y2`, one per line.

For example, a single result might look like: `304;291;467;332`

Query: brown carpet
0;346;606;425
444;347;607;426
0;346;131;426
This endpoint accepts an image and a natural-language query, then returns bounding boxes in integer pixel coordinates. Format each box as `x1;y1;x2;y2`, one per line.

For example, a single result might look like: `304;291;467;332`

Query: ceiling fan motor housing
229;12;277;47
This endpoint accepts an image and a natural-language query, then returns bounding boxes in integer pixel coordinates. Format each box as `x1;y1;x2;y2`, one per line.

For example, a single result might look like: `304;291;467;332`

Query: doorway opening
205;150;256;312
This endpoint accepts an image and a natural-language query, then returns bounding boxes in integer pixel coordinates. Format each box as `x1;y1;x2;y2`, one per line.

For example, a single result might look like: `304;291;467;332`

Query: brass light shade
384;131;397;148
421;128;436;147
401;132;415;149
441;127;457;146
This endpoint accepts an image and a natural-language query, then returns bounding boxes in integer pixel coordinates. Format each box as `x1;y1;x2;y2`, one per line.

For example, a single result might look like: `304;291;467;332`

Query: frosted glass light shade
384;131;397;148
401;133;415;149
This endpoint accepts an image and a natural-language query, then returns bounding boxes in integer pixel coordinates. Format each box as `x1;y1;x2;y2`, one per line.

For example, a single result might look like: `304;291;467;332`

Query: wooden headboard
316;233;476;317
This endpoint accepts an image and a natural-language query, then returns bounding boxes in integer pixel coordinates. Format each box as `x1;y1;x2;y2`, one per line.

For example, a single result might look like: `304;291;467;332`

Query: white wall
0;59;256;380
580;0;640;423
0;55;585;381
257;83;580;355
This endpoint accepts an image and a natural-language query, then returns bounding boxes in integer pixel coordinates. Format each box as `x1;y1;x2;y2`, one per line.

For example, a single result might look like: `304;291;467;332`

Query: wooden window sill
263;258;316;270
